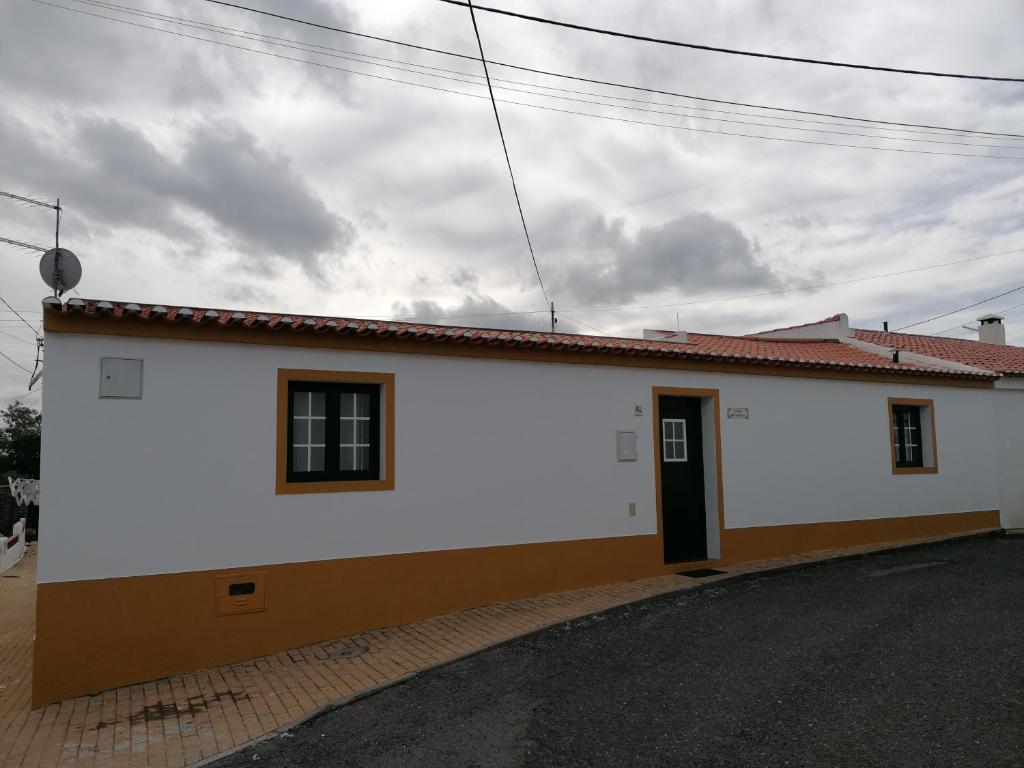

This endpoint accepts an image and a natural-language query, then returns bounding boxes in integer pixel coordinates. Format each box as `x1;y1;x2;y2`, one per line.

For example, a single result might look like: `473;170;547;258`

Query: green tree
0;402;41;479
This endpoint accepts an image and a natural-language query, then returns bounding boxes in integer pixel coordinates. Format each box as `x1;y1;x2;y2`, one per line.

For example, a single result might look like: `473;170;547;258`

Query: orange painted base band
32;509;999;707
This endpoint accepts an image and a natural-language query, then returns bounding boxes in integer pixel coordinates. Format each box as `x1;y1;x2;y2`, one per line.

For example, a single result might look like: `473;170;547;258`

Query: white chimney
977;314;1006;345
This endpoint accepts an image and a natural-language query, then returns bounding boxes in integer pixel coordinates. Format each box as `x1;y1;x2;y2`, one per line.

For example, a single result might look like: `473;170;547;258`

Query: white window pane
357;419;371;443
355;446;370;470
293;446;308;472
309;446;325;471
676;420;686;439
294;418;309;445
339;419;354;445
339;393;354;417
355;393;370;417
310;418;325;444
339;448;355;471
310;392;326;417
664;441;674;460
293;391;309;417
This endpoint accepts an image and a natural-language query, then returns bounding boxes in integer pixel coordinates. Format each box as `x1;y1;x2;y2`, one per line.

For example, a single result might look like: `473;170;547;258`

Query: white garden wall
38;332;1001;584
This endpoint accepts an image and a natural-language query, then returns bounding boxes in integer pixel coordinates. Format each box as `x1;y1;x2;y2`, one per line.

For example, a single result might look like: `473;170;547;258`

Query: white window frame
293;391;327;472
662;418;688;463
338;391;373;471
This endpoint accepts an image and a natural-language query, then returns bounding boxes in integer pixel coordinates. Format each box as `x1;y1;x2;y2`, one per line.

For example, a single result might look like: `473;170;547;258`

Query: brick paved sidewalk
0;531;998;768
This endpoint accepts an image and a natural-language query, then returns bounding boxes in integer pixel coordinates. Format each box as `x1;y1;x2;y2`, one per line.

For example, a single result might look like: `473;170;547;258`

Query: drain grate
677;568;727;578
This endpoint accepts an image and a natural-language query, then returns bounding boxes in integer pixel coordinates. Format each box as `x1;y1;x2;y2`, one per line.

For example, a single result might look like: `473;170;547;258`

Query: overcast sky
2;0;1023;404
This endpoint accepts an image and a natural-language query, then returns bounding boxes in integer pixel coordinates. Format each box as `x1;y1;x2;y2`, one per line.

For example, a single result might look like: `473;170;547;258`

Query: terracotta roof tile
854;329;1024;375
43;299;997;381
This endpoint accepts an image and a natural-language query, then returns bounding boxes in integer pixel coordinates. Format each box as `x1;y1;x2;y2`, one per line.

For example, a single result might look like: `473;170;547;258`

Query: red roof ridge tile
42;299;999;382
752;314;843;335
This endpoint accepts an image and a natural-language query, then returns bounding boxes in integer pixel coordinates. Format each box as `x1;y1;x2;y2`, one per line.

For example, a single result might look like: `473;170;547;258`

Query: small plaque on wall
727;407;749;420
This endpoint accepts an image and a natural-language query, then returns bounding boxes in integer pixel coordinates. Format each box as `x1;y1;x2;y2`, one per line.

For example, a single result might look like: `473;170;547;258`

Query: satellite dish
39;247;81;295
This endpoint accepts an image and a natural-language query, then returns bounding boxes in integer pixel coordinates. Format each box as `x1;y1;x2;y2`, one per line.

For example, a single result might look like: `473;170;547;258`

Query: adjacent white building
32;298;1021;705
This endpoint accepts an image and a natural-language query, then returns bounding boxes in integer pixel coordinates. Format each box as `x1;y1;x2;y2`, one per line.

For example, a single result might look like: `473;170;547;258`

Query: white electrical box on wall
99;357;144;399
616;430;638;461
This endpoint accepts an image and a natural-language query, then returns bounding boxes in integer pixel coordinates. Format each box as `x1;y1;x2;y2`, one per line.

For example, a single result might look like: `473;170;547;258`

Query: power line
0;349;31;375
560;312;607;335
377;246;1024;321
0;391;38;406
930;301;1024;336
66;1;1024;152
0;297;40;336
438;0;1024;84
0;328;36;346
200;0;467;61
464;0;549;309
895;284;1024;332
34;1;1024;162
191;0;1024;139
75;1;1024;145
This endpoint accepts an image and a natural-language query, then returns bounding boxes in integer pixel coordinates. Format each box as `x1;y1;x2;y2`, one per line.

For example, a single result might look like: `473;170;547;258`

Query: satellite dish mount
38;199;81;297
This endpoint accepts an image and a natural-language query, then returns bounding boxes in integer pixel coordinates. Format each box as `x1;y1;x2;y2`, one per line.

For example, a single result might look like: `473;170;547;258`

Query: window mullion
324;384;341;475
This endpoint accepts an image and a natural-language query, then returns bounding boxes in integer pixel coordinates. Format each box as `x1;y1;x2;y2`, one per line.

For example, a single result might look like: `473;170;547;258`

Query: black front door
658;395;707;562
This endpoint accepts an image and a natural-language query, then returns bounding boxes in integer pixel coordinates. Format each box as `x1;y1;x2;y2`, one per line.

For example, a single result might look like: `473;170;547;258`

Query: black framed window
892;404;923;468
288;381;381;482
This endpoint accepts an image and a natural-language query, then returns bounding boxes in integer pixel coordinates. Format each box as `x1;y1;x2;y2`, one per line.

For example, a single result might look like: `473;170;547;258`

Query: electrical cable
60;0;1024;151
74;0;1024;145
0;350;32;375
928;301;1024;336
34;0;1024;160
465;0;549;308
437;0;1024;83
895;284;1024;331
0;297;40;336
192;0;1024;139
31;0;1024;162
0;328;36;346
374;246;1024;321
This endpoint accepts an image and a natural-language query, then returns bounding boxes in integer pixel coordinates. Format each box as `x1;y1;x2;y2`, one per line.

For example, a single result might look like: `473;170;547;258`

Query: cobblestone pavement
0;532;997;767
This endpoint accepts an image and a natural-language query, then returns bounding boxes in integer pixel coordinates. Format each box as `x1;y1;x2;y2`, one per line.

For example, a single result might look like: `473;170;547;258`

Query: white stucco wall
38;332;1001;583
994;384;1024;529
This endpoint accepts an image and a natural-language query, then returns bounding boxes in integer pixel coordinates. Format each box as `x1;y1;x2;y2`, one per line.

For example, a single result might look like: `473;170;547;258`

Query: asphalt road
213;535;1024;768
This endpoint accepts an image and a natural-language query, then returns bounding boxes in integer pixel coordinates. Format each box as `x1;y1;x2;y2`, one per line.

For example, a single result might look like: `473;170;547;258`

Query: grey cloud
390;295;579;334
413;267;480;291
178;124;351;261
449;268;478;289
0;0;363;110
557;213;784;305
0;111;354;279
72;119;354;278
0;1;233;107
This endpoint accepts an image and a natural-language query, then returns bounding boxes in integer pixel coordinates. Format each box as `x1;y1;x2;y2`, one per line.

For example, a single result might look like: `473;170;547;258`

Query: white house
33;298;1022;706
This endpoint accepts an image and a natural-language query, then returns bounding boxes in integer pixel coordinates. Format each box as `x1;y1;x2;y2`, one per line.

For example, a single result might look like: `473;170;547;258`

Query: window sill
892;466;938;475
276;478;395;495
